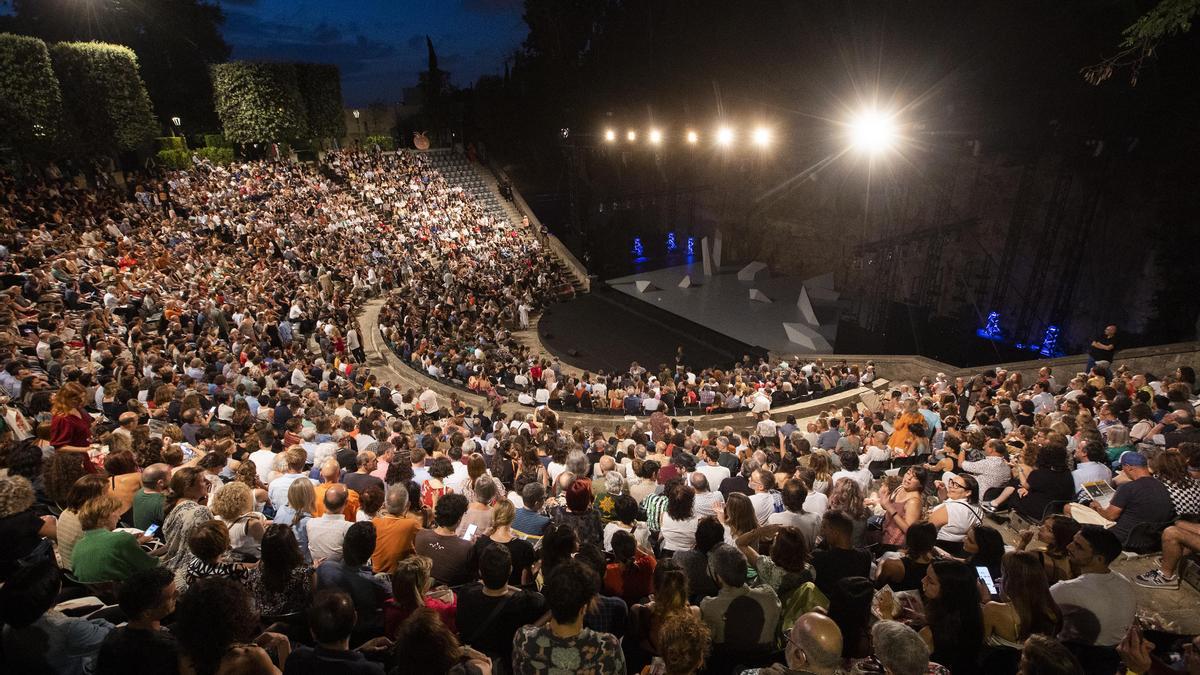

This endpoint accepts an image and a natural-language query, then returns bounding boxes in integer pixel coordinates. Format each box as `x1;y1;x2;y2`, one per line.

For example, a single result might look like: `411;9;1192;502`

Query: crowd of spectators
0;150;1197;674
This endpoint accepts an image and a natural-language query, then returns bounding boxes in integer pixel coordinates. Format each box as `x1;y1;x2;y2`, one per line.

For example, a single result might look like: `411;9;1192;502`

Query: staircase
421;149;584;299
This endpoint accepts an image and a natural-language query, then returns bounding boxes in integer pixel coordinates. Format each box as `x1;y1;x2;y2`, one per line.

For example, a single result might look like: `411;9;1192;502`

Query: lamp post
170;116;181;138
352;109;363;139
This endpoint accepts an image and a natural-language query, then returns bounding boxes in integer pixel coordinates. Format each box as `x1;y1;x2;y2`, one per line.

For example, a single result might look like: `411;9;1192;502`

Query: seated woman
829;477;870;548
603;493;650;553
71;494;158;583
879;466;928;552
211;481;266;562
603;529;656;603
928;473;983;556
875;521;937;592
384;554;457;637
961;524;1007;586
736;524;814;595
628;560;701;666
0;559;113;674
920;560;984;673
185;519;253;585
985;444;1074;520
245;524;315;617
1015;514;1080;583
982;551;1063;650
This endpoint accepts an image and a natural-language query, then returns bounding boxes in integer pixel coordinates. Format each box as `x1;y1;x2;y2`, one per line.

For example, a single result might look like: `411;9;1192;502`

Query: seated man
413;493;476;586
316;522;391;635
513;560;625;673
1050;525;1135;648
1135;520;1200;589
97;567;180;675
743;612;843;675
284;589;386;674
457;543;546;664
306;484;354;562
699;544;781;651
809;510;872;597
0;559;113;674
1065;452;1175;545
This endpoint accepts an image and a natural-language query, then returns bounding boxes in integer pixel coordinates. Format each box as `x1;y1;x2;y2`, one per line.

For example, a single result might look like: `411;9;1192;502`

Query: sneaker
981;501;1008;514
1135;569;1180;589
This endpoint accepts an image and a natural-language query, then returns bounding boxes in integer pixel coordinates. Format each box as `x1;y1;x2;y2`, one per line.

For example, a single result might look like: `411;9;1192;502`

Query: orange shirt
371;514;422;573
313;483;360;521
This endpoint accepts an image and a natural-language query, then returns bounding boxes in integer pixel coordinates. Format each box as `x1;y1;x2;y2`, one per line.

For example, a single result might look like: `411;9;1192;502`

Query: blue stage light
1039;325;1061;357
666;232;677;252
686;237;695;255
976;311;1002;340
632;237;644;258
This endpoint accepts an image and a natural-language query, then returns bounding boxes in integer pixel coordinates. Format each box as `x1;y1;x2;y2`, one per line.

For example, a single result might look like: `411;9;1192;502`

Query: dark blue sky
217;0;528;106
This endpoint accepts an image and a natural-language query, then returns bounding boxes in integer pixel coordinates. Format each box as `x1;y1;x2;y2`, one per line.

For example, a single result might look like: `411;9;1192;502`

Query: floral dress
161;500;213;582
247;564;314;616
512;626;625;675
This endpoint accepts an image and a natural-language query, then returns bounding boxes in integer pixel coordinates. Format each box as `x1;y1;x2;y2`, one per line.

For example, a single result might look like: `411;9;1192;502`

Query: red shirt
50;411;91;449
603;553;657;603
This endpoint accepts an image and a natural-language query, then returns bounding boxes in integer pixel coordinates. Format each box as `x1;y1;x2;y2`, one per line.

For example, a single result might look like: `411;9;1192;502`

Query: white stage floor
606;262;840;354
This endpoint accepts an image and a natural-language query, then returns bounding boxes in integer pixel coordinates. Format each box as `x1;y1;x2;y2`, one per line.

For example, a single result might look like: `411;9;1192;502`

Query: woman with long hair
963;524;1006;582
161;466;214;580
808;451;833;494
272;477;316;563
49;382;94;458
921;559;984;673
888;399;926;456
1150;449;1200;517
928;473;982;556
875;521;937;592
720;492;759;544
384;555;457;637
1016;515;1081;583
246;524;314;616
829;477;871;546
54;474;109;570
211;481;266;562
660;482;699;554
629;559;701;665
880;466;928;549
983;551;1063;649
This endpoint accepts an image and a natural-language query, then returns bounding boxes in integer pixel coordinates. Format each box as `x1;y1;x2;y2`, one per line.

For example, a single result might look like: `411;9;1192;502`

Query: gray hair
708;544;748;587
871;620;930;675
385;485;409;515
565;449;589;476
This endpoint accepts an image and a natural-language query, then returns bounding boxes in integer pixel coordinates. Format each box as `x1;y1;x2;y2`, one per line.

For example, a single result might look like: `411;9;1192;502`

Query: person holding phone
982;551;1063;651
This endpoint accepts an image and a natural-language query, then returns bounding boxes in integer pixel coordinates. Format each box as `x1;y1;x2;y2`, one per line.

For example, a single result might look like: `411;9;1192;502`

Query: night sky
217;0;528;106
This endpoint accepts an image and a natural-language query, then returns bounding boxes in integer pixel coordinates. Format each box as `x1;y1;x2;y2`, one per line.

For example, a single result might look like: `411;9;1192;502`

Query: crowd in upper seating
0;150;1198;674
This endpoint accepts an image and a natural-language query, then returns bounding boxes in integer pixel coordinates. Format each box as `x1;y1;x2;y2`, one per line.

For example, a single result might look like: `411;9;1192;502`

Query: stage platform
605;262;841;355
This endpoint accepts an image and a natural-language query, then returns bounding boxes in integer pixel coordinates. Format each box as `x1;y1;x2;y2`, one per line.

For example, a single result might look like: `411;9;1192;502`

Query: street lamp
352;109;364;137
170;116;181;137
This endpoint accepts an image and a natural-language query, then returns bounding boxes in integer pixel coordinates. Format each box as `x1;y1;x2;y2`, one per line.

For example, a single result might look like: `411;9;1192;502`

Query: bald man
114;411;139;442
306;483;354;562
781;612;843;675
132;463;172;530
313;458;360;520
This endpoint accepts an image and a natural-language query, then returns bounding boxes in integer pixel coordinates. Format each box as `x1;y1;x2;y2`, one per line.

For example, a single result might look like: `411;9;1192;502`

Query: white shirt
268;473;315;511
756;419;778;439
418;389;440;414
1072;461;1113;494
445;461;470;494
306;513;353;562
767;510;821;548
831;468;873;491
693;490;725;518
603;521;650;552
933;498;982;543
696;463;731;489
749;492;776;525
248;449;277;485
1050;571;1136;647
1031;391;1056;414
803;492;829;517
660;513;699;552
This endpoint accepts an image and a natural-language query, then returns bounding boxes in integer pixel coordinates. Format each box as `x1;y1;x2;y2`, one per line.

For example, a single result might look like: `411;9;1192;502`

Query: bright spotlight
752;127;771;147
686;130;699;144
649;128;663;145
716;126;734;146
627;130;637;142
849;110;897;154
604;128;616;142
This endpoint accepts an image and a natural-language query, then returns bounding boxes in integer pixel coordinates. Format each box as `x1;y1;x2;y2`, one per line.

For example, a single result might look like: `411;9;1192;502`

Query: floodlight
686;130;699;144
649;128;663;145
627;130;637;142
604;128;616;142
752;127;771;147
716;126;734;146
849;110;897;154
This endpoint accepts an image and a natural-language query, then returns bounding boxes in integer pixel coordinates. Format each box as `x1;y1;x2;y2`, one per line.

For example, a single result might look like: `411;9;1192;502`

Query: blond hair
492;499;515;527
78;494;123;529
210;481;253;520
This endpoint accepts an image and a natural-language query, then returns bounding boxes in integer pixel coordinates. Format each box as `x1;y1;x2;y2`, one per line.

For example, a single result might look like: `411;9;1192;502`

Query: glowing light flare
648;128;663;145
686;130;699;144
604;129;616;142
849;110;898;154
716;126;734;146
752;127;771;147
626;130;637;142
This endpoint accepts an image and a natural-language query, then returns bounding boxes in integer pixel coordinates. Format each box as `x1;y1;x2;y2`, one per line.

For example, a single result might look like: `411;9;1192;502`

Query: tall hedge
296;63;346;140
50;41;158;155
0;34;63;155
211;62;309;144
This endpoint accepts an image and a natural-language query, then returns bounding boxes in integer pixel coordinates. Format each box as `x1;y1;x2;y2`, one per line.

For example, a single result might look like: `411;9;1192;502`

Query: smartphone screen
462;523;478;540
976;566;998;597
144;523;160;538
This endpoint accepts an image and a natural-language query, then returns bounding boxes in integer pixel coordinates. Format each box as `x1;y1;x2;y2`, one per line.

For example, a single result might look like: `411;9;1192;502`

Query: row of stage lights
602;125;773;148
594;109;900;155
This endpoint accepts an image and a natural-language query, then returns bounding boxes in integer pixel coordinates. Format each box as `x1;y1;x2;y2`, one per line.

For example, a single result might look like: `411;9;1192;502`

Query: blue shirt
512;507;551;539
817;429;841;450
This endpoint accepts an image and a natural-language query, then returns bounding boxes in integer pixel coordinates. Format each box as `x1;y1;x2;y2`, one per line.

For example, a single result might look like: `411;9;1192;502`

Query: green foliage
156;148;191;169
0;33;63;155
365;134;395;151
295;63;346;139
195;146;234;164
50;41;159;155
1085;0;1200;85
210;62;309;144
157;136;186;151
203;133;230;148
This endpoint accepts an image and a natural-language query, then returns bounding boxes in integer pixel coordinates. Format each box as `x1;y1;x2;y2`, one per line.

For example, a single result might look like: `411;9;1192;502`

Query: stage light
752;127;771;147
686;130;699;144
627;130;637;142
649;128;663;145
716;126;734;146
849;109;897;154
604;129;616;142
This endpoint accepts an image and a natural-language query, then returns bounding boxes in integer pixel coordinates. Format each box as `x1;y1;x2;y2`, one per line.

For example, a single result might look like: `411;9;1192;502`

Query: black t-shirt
1014;469;1075;521
0;509;44;582
414;530;476;586
283;644;385;675
97;626;180;675
810;546;872;597
1089;333;1117;362
1111;476;1177;542
473;536;537;586
344;472;384;497
456;584;546;661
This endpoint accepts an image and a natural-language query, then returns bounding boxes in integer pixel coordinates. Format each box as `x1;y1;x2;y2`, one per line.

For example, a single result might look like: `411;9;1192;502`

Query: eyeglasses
949;480;968;490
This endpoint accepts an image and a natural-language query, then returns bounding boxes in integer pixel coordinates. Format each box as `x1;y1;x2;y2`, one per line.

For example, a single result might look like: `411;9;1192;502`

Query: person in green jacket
72;494;159;583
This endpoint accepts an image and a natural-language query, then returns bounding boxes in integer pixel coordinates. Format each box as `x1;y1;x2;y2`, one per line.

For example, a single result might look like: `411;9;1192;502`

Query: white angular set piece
737;261;768;281
796;286;818;325
634;280;657;293
749;288;771;303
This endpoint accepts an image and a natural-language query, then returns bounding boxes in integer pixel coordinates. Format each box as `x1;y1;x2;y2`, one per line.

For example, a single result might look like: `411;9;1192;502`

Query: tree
50;41;158;156
3;0;231;131
211;62;309;145
0;33;62;156
295;63;346;141
1083;0;1200;85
